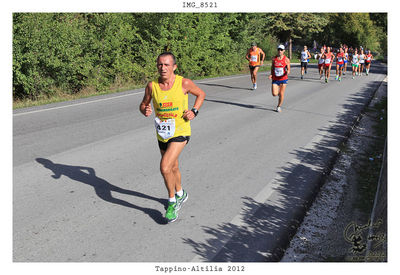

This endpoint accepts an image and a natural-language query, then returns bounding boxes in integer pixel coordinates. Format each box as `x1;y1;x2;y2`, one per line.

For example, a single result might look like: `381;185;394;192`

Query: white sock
176;189;184;197
169;197;176;203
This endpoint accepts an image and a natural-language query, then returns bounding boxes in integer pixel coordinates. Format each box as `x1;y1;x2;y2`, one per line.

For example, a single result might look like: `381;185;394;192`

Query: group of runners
139;43;374;224
246;42;290;112
246;42;374;113
314;45;374;82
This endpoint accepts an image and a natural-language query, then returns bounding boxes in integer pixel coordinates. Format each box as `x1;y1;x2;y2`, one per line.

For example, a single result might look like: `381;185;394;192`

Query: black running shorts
249;65;261;70
158;136;190;151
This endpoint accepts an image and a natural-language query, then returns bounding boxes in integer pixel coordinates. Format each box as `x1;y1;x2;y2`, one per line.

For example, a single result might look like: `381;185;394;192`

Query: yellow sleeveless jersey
152;75;191;142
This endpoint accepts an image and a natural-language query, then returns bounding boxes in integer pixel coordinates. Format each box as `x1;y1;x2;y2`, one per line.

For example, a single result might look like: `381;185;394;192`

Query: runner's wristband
191;108;198;117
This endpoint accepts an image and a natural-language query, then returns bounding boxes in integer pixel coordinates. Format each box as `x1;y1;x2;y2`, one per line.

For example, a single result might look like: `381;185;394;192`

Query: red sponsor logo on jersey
158;113;178;119
160;102;173;108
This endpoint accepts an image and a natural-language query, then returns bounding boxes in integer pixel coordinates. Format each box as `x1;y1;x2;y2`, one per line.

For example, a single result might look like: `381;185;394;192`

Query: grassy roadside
354;96;387;214
12;83;145;110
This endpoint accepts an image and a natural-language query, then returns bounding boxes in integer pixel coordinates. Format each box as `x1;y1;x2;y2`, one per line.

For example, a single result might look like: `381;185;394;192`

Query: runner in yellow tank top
140;52;206;223
152;75;191;142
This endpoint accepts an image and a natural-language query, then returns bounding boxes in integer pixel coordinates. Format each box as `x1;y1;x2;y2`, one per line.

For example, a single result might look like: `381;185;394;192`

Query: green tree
314;13;386;54
13;13;91;99
263;13;329;58
13;13;386;103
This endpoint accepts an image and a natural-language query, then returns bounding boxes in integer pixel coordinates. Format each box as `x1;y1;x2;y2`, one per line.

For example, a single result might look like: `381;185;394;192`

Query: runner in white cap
269;45;290;112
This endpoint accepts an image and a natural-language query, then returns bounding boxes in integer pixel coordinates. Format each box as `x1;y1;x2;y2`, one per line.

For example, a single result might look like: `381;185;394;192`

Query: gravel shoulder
281;77;387;262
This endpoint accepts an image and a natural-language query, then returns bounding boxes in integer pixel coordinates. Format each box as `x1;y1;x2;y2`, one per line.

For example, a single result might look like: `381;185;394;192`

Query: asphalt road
13;63;387;262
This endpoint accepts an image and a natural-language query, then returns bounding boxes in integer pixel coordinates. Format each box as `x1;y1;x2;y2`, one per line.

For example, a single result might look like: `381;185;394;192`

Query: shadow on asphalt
198;82;252;91
204;98;276;112
36;158;168;225
183;72;386;262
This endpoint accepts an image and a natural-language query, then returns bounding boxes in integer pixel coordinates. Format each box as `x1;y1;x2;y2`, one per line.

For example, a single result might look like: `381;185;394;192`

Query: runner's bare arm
182;78;206;121
139;82;153;117
260;49;266;64
269;57;274;79
286;57;291;75
245;49;251;61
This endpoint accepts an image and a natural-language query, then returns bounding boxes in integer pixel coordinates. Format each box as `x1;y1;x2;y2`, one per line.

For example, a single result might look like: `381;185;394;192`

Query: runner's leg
253;66;260;84
249;67;255;84
272;83;286;106
160;141;187;199
278;84;287;106
272;83;279;97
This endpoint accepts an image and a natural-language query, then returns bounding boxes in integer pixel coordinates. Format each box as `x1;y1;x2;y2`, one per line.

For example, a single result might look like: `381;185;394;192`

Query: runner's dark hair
157;52;177;65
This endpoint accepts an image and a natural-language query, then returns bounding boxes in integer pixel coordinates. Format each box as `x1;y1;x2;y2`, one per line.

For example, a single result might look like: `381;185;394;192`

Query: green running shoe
165;202;178;223
175;190;188;211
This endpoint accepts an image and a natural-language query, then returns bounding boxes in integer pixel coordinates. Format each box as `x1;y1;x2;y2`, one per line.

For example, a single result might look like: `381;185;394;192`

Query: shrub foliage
13;13;386;100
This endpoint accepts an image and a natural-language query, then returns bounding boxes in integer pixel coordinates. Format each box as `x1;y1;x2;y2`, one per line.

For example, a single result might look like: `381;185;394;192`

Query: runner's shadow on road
204;98;276;112
288;76;323;83
198;83;252;91
36;158;168;225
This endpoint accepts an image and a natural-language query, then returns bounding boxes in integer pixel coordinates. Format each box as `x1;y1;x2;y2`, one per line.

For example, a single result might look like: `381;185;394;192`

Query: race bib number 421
155;117;175;140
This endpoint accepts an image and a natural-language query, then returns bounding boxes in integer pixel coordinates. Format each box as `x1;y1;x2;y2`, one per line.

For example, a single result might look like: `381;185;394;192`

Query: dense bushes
13;13;386;101
12;13;278;100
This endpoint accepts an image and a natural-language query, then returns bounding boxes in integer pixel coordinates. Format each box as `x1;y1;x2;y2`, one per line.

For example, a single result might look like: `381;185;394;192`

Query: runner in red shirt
365;50;374;76
323;47;335;83
335;47;345;81
268;45;290;112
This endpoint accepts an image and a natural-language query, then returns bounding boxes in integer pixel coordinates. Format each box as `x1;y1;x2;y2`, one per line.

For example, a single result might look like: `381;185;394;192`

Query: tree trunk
289;37;292;60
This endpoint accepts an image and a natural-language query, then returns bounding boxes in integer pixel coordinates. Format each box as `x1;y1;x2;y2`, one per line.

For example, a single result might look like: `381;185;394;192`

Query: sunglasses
278;49;284;51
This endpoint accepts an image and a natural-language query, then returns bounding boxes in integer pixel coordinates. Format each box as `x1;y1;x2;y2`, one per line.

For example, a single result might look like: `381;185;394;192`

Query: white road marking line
13;91;144;117
13;74;252;117
190;132;330;262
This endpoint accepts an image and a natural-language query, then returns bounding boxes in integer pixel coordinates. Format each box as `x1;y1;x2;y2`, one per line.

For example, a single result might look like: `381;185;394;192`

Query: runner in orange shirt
246;42;265;90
